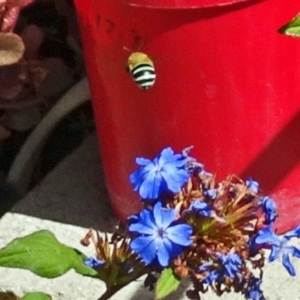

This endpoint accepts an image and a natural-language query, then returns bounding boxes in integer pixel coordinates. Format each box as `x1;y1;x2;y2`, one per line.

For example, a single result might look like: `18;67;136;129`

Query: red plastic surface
122;0;251;9
74;0;300;233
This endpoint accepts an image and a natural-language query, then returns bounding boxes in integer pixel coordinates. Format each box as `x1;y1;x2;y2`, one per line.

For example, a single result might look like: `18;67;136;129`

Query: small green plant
279;13;300;37
0;291;51;300
0;230;97;299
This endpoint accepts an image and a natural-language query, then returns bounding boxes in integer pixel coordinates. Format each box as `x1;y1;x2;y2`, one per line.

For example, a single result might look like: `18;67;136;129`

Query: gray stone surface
1;133;300;299
11;133;115;231
0;213;190;300
1;212;300;300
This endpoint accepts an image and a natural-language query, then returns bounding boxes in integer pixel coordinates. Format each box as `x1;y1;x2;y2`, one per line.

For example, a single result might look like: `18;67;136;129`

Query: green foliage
279;13;300;37
0;230;97;278
155;268;181;299
21;292;52;300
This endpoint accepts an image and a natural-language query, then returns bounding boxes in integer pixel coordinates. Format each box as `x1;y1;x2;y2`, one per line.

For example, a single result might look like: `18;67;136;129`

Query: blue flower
251;225;300;276
201;268;220;284
128;202;193;267
130;147;189;199
199;253;243;284
259;196;278;224
246;178;259;194
84;257;104;268
245;276;265;300
203;188;218;200
190;200;212;217
217;252;242;278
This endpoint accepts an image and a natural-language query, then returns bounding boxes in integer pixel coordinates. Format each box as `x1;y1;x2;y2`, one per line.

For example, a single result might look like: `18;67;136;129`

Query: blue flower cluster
199;252;243;284
128;147;300;297
84;146;300;300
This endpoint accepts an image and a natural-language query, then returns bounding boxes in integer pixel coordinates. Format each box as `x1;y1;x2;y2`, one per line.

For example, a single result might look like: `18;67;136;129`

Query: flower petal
156;237;172;267
216;253;242;279
285;224;300;240
138;170;162;199
84;257;103;268
260;196;278;224
282;253;296;276
129;221;155;235
129;208;156;234
161;167;189;192
157;147;175;165
159;148;186;168
229;253;242;265
164;155;187;167
269;245;280;262
136;157;152;166
153;202;175;229
291;246;300;258
166;224;193;246
138;208;156;228
129;168;149;190
198;261;213;272
203;270;220;284
255;226;280;245
203;188;218;200
168;242;185;258
190;200;212;217
245;277;265;300
130;236;156;265
246;178;259;193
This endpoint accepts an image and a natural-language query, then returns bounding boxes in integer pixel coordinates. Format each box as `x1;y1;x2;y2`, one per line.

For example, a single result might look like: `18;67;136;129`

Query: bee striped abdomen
127;51;156;90
130;63;156;90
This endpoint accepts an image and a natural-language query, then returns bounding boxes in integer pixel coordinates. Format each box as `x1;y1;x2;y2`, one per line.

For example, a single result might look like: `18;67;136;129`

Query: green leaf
21;292;52;300
155;268;181;299
279;13;300;37
0;230;97;278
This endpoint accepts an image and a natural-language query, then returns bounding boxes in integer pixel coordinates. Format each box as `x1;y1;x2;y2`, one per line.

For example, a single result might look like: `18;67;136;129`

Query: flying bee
125;49;156;90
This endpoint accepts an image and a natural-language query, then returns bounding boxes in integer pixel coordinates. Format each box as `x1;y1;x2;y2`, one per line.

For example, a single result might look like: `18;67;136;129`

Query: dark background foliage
0;0;94;188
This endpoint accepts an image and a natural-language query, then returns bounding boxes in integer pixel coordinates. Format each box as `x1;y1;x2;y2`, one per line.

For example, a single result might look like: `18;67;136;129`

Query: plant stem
97;268;149;300
97;285;125;300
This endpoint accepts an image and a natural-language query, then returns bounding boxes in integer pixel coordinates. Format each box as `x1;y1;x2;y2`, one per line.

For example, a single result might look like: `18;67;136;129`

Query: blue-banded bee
126;51;156;90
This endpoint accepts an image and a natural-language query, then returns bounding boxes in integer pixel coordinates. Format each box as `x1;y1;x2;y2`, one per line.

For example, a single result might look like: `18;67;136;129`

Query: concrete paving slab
1;213;300;300
10;132;115;231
